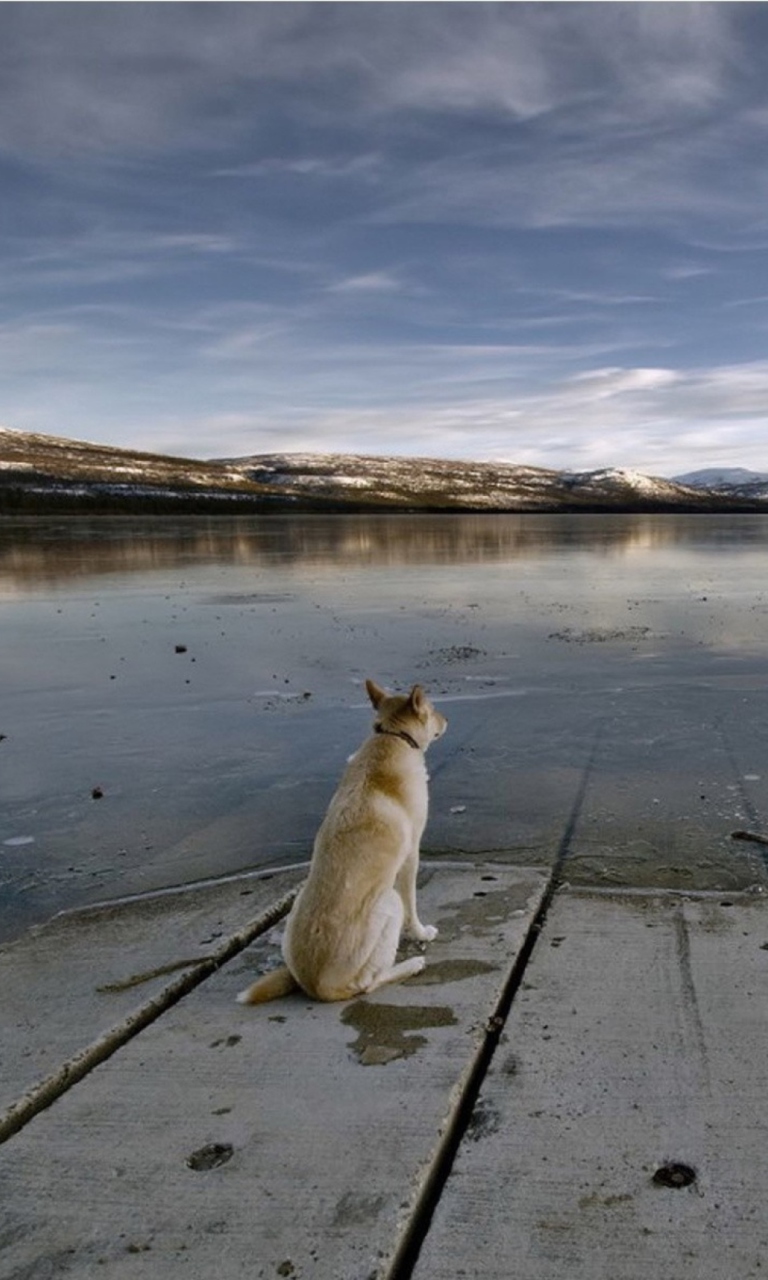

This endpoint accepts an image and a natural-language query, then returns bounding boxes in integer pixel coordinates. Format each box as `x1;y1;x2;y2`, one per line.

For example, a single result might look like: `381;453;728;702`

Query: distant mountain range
0;425;766;514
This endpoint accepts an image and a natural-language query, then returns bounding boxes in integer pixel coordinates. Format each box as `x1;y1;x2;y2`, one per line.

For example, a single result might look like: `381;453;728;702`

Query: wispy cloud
327;271;405;295
214;153;382;180
0;5;736;157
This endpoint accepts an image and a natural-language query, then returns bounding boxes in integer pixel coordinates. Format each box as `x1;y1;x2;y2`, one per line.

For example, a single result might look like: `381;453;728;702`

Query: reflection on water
3;512;768;589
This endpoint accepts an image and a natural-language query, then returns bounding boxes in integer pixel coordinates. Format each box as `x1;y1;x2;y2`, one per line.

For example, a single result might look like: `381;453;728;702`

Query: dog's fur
237;679;447;1005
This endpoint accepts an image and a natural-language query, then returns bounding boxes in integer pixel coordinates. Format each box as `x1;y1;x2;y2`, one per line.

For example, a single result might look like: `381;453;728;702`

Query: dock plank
0;870;302;1126
413;888;768;1280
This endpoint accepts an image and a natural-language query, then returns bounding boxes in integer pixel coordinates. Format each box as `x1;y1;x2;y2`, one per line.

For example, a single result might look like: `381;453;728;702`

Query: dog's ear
408;685;425;713
366;679;386;709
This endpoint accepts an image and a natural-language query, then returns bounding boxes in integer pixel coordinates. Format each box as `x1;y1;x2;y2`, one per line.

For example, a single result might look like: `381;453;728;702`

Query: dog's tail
236;966;299;1006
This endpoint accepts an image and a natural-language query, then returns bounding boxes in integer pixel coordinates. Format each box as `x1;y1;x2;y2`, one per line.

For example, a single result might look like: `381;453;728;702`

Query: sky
2;2;768;476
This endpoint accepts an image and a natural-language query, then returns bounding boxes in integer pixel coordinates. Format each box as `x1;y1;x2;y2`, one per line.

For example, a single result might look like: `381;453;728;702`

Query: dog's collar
374;724;421;751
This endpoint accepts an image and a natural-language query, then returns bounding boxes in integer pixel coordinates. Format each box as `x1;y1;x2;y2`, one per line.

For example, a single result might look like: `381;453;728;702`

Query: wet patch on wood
437;883;535;940
341;1001;457;1066
408;957;497;985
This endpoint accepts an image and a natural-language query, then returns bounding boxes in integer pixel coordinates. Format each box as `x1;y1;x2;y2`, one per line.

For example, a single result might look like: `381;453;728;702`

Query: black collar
374;724;421;751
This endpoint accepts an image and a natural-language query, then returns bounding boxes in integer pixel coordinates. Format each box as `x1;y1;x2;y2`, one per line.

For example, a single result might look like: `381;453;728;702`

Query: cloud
214;154;382;180
0;4;302;154
3;229;243;294
327;272;404;295
0;4;760;246
0;4;737;159
519;287;659;308
570;367;681;395
383;2;733;123
202;323;292;361
370;112;768;234
661;264;713;282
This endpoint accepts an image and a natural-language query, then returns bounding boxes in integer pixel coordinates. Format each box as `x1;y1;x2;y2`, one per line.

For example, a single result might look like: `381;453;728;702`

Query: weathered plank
413;888;768;1280
0;870;303;1128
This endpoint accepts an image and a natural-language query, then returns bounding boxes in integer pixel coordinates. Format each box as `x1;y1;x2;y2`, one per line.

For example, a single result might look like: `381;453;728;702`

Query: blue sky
2;2;768;475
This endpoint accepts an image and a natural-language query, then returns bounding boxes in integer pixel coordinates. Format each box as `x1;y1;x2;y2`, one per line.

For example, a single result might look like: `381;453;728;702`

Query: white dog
237;680;446;1004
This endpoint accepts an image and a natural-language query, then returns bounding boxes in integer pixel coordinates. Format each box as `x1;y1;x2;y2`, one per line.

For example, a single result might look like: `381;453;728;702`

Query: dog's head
366;679;447;749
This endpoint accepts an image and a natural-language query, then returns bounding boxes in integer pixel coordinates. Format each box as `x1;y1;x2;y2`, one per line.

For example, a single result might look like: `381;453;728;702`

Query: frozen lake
2;512;768;941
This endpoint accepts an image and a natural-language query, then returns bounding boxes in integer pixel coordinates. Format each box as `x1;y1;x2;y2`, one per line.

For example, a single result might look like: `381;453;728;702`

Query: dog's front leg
396;845;438;943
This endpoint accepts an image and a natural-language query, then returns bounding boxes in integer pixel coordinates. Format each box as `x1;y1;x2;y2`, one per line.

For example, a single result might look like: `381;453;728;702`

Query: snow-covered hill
229;452;711;511
673;467;768;499
0;425;274;511
0;425;764;513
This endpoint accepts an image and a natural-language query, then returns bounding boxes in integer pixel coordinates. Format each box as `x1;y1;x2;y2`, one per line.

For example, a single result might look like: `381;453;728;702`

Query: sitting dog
237;679;447;1004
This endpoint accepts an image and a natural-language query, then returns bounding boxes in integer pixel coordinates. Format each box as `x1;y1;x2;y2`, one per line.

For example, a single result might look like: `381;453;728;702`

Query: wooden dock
1;857;766;1279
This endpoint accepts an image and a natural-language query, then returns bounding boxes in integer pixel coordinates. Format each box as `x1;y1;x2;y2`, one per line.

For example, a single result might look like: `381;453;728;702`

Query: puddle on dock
341;1001;457;1066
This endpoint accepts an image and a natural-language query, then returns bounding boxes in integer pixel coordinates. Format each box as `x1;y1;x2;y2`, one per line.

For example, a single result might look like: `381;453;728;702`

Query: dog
237;679;447;1004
